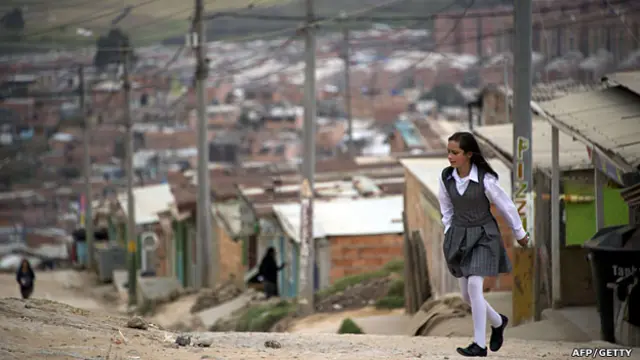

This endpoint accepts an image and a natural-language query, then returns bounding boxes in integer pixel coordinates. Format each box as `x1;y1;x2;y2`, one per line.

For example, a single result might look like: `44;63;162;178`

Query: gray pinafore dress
441;167;512;278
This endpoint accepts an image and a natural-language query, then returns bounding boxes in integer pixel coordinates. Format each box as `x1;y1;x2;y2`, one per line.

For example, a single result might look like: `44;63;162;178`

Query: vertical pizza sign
514;136;534;245
298;178;313;302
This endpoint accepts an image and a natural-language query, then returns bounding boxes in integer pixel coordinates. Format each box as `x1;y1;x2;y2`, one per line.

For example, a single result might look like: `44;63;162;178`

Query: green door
174;221;186;286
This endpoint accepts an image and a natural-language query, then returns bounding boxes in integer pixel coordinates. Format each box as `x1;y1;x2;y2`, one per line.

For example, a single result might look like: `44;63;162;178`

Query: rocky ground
0;297;594;360
314;276;396;313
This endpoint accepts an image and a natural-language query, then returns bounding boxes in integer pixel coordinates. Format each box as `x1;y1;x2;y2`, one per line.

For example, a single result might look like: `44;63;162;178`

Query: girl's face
447;140;471;168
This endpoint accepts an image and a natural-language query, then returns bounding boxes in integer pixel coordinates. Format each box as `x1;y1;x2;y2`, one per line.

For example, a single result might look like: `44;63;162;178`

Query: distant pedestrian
16;258;35;299
439;132;530;357
258;247;286;299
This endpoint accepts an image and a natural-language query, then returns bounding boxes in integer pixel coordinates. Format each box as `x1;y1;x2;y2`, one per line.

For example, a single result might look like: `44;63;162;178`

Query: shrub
382;259;404;273
374;295;405;310
236;300;295;332
386;278;405;297
316;259;405;299
337;318;364;334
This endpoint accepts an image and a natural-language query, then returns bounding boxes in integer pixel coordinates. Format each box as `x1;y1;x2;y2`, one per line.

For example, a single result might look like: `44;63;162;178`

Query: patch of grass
317;259;404;299
235;300;296;332
386;278;405;297
374;295;405;310
337;318;364;334
382;259;405;273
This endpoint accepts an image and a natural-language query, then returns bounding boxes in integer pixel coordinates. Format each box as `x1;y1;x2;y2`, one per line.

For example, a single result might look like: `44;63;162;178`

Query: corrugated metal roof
272;203;326;243
473;120;592;171
395;120;424;148
607;71;640;97
540;86;640;168
400;157;513;198
118;184;175;225
273;196;403;242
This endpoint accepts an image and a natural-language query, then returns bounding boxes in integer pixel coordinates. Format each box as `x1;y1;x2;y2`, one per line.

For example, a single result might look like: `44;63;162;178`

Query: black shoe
456;343;487;357
489;314;509;352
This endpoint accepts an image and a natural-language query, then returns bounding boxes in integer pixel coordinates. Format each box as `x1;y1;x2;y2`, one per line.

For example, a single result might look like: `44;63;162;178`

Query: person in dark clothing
258;247;285;298
16;259;35;299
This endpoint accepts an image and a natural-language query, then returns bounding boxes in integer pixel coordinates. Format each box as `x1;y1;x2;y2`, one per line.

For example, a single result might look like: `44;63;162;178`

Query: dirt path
0;297;597;360
149;293;200;329
0;270;107;311
288;307;415;335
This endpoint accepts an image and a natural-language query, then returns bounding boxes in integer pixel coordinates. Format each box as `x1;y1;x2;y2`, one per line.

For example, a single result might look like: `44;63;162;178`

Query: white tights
459;276;503;348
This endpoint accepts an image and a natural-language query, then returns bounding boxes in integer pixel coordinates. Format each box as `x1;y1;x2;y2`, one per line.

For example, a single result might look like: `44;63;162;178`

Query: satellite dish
140;231;158;251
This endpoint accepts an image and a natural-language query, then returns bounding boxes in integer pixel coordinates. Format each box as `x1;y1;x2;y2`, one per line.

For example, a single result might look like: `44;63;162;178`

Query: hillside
190;0;514;42
1;0;512;51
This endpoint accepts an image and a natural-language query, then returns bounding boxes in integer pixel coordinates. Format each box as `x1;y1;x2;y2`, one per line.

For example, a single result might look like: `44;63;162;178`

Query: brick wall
328;233;404;283
215;219;245;287
433;6;513;56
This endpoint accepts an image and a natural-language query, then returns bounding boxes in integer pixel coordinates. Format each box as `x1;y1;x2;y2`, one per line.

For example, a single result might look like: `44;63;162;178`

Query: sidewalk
196;293;254;329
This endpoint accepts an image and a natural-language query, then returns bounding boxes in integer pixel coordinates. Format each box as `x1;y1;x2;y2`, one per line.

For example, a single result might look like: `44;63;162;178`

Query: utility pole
339;12;353;156
503;57;509;124
194;0;213;288
123;50;137;307
298;0;317;316
79;65;94;270
511;0;535;326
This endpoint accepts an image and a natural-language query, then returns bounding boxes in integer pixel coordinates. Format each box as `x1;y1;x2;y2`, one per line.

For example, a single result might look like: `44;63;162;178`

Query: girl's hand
517;233;530;247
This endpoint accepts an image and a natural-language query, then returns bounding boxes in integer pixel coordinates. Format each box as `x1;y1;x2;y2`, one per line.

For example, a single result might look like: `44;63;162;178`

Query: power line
231;4;640;89
1;0;300;50
604;0;640;44
384;2;640;83
20;0;162;39
205;0;419;84
5;1;638;87
5;5;637;59
203;0;633;23
384;0;475;83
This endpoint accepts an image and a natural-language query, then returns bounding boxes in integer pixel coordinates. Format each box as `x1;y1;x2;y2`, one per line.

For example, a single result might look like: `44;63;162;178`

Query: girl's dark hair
448;131;499;179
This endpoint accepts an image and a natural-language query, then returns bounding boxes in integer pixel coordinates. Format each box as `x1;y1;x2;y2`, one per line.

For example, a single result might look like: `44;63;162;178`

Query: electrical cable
202;0;632;23
19;0;162;39
604;0;640;45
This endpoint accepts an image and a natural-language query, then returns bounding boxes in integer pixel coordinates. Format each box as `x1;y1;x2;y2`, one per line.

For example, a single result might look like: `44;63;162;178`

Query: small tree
1;8;25;40
337;318;364;334
94;28;136;72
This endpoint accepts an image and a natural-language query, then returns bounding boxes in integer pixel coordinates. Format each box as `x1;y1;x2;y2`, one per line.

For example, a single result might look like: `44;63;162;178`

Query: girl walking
438;132;529;357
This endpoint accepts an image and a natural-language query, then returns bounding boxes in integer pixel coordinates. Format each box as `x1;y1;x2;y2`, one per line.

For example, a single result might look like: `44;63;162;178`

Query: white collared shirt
438;164;527;240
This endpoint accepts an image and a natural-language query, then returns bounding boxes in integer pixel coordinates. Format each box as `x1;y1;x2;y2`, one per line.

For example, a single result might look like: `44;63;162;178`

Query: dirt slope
0;297;588;360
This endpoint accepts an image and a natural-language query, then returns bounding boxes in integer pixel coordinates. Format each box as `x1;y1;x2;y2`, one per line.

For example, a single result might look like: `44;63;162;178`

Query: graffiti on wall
514;136;534;244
